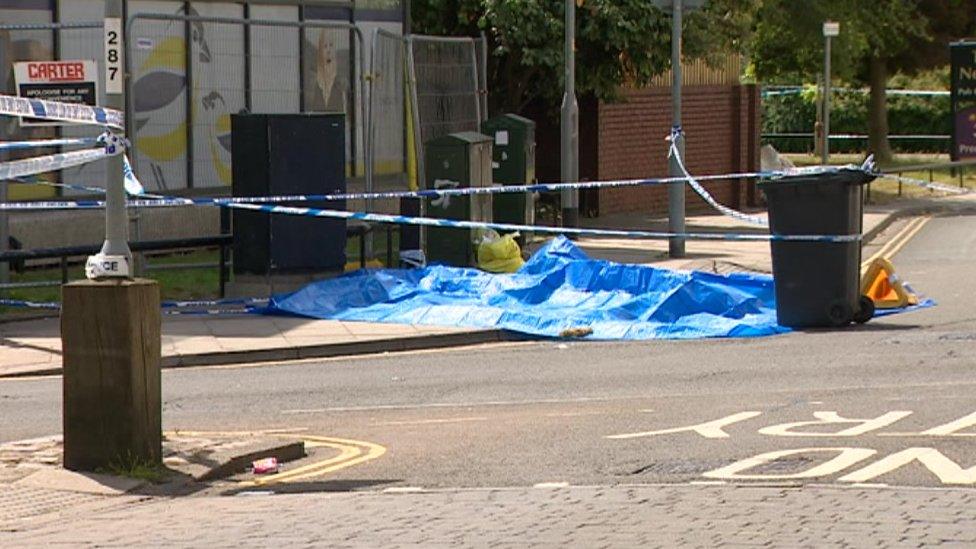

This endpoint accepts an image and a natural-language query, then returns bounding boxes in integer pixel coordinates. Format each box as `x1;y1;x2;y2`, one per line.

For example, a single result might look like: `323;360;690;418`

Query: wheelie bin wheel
853;295;875;324
826;300;853;327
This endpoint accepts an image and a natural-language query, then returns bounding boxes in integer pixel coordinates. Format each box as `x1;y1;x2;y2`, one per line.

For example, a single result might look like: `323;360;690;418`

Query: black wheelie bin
758;166;877;328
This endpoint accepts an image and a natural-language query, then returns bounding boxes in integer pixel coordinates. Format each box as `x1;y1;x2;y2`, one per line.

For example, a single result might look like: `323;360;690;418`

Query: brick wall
595;84;760;216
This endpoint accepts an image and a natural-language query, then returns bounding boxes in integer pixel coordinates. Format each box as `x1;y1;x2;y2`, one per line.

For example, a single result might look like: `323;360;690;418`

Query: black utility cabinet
231;113;346;275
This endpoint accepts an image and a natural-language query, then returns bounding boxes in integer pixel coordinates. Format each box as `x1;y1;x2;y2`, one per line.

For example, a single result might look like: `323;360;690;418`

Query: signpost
950;41;976;161
653;0;706;259
822;21;840;165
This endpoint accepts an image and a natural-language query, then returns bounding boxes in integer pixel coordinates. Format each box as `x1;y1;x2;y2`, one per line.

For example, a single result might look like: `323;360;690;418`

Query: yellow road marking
159;429;386;486
862;216;931;269
249;435;386;486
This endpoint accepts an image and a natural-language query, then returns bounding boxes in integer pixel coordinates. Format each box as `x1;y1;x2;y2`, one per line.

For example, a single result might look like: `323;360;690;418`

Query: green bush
762;77;951;154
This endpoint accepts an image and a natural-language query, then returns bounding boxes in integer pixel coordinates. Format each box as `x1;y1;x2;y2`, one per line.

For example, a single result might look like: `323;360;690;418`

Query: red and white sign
13;59;98;127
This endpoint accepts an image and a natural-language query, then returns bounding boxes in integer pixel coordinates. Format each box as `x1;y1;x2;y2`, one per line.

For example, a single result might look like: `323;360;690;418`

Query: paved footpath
2;484;975;547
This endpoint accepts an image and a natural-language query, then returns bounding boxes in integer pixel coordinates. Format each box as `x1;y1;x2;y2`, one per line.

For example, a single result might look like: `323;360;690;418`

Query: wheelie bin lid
758;157;878;190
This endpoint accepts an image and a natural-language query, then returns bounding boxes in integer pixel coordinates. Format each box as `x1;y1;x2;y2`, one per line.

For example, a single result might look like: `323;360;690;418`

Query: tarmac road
2;214;975;491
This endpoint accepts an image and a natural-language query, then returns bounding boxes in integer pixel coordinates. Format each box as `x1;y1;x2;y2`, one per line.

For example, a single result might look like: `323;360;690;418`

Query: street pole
822;21;839;165
667;0;685;258
822;35;831;164
63;0;161;473
0;180;8;286
93;0;132;277
560;0;579;229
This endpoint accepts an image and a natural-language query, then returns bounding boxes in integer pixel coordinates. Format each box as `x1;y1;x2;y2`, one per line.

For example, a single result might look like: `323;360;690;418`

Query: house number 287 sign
104;18;123;94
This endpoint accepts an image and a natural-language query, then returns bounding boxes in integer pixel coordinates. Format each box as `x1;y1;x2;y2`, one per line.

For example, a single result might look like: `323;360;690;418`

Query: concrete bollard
61;279;161;472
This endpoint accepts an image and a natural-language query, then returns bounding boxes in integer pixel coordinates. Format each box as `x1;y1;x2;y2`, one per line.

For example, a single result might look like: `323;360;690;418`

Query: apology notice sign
13;60;99;127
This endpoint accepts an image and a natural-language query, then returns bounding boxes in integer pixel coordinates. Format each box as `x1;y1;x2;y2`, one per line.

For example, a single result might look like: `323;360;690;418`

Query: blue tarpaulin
264;236;796;340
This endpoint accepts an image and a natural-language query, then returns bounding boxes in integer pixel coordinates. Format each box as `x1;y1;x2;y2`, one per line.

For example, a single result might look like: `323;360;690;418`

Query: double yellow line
862;216;931;270
250;435;386;486
165;430;387;487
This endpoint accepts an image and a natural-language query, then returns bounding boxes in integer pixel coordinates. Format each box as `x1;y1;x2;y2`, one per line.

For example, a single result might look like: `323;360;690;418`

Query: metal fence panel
409;35;484;149
127;11;368;193
369;29;407;189
0;22;105;198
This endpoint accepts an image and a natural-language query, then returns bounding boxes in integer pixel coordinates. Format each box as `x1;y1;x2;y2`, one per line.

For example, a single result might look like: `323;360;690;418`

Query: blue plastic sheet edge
259;236;933;340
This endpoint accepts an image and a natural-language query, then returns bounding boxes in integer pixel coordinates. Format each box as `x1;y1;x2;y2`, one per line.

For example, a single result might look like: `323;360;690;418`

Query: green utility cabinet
424;131;494;266
482;114;536;243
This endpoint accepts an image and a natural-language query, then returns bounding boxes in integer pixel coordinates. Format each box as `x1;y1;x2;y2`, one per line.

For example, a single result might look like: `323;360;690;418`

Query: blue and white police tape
0;298;60;310
0;148;115;181
122;155;146;195
11;157;145;196
668;132;769;227
12;176;111;196
0;137;99;151
225;201;861;243
0;169;788;212
879;173;971;195
162;297;268;308
0;133;144;195
0;296;268;313
0;94;124;129
0;157;880;213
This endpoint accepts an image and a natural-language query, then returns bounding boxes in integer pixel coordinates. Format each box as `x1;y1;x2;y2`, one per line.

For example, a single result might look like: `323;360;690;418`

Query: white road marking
921;410;976;436
606;411;762;440
281;396;635;414
703;448;878;481
370;417;488;426
544;411;607;418
275;381;976;415
383;487;425;493
534;482;570;488
758;411;913;437
839;448;976;485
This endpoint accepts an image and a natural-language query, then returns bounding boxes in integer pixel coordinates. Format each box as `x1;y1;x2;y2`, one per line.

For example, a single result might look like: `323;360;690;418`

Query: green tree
749;0;976;163
412;0;757;114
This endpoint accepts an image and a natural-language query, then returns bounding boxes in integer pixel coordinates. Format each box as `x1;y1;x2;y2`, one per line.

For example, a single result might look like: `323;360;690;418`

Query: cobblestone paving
3;484;975;547
0;485;103;525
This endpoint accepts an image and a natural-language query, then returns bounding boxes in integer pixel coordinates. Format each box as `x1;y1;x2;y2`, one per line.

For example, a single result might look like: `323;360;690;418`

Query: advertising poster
950;41;976;160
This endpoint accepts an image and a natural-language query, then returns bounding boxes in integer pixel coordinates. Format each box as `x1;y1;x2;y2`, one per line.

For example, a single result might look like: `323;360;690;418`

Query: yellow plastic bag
477;231;524;273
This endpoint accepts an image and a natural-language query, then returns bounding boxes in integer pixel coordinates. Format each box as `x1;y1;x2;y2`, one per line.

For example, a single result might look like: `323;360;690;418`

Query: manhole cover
630;459;729;476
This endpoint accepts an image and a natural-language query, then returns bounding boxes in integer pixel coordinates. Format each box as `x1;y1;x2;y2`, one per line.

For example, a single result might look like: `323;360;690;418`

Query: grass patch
1;230;403;316
783;153;975;205
99;452;168;484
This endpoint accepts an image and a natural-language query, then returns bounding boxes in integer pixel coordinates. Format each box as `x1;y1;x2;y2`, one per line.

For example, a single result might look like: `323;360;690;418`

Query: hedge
761;89;951;154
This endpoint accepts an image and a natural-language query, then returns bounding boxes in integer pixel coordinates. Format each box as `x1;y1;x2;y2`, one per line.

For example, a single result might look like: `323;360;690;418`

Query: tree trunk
867;56;893;165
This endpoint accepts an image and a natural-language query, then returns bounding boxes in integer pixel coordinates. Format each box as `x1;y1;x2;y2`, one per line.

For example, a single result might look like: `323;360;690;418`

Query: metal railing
0;234;232;295
876;158;976;199
0;223;398;302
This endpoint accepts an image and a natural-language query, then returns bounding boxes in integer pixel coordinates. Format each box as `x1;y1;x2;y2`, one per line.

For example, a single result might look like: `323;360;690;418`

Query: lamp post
822;20;840;165
560;0;579;229
653;0;706;259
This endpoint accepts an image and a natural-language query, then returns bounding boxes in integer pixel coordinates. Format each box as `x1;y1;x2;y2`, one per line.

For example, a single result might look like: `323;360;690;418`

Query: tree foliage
412;0;756;114
749;0;976;161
